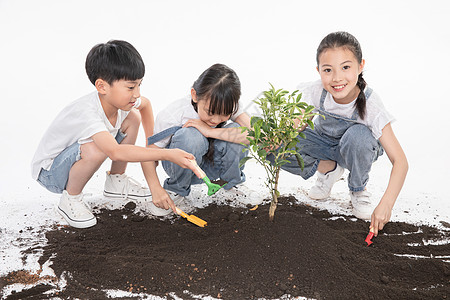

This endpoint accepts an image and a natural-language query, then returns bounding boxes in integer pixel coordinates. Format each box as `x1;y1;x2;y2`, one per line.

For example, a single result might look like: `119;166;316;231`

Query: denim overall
281;88;384;192
147;123;247;197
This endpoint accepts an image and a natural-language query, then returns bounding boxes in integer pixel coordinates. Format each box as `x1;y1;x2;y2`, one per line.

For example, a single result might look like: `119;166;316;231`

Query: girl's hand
370;202;392;236
183;119;212;137
149;185;177;213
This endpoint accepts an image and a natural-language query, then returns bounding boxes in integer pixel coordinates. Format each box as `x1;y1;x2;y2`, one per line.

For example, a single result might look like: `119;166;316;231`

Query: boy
31;40;196;228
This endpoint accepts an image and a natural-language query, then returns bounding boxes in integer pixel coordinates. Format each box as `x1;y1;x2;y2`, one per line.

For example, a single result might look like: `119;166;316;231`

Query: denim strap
147;126;182;146
319;87;374;119
364;87;373;99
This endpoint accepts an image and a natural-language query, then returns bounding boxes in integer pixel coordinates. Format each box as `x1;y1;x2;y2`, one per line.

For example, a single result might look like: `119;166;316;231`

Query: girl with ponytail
281;32;408;235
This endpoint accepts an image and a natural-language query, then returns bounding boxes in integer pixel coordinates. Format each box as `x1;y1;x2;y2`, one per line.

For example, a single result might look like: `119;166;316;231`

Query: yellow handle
175;207;189;218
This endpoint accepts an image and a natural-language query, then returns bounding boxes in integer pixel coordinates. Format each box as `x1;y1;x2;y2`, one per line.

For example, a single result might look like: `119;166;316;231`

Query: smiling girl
282;32;408;235
144;64;259;216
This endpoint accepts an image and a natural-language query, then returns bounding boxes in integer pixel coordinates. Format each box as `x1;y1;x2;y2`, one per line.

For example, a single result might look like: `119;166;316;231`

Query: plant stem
269;167;281;222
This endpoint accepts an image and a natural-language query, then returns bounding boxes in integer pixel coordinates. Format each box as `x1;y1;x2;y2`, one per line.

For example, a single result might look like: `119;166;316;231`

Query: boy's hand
150;185;177;213
167;149;198;173
370;202;392;236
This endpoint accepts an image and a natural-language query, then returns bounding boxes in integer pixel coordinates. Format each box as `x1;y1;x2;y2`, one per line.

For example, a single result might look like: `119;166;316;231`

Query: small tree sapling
240;84;317;221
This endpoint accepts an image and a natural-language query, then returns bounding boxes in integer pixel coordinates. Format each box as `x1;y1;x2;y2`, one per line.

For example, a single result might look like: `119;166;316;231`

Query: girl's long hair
191;64;241;162
316;31;367;120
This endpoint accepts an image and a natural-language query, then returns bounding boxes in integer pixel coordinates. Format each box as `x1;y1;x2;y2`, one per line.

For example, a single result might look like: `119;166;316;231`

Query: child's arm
91;131;196;169
135;97;180;213
182;112;251;145
371;123;408;236
141;149;178;212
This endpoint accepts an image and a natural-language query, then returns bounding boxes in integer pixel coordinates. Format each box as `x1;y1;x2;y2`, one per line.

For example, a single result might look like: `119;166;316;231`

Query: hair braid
356;73;367;120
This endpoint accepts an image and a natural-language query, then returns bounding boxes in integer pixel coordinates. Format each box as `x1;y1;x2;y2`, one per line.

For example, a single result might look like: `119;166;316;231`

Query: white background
0;0;449;281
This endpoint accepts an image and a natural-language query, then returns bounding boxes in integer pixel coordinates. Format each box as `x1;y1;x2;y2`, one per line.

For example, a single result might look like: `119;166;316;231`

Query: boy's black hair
85;40;145;85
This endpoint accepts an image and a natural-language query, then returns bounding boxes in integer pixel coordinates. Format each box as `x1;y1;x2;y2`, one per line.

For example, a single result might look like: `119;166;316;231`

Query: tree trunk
269;167;281;221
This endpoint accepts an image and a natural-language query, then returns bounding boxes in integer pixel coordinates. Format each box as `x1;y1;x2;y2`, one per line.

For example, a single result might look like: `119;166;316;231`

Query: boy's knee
80;142;107;163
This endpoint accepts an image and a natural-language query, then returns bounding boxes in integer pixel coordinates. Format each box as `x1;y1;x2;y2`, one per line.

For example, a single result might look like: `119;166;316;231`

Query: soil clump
3;196;450;299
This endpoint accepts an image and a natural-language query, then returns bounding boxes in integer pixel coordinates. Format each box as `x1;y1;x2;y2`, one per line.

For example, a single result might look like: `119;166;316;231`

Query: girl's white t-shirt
297;80;395;139
153;95;244;148
31;91;141;180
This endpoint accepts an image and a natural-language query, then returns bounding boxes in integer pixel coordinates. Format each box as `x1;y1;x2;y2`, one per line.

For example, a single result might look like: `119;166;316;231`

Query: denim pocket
37;170;63;194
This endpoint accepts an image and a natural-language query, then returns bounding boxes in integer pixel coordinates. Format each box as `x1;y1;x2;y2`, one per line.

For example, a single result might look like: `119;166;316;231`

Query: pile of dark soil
3;196;450;299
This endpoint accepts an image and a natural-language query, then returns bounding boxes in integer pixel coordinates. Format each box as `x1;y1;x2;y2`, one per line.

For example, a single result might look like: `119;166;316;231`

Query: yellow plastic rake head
175;207;207;227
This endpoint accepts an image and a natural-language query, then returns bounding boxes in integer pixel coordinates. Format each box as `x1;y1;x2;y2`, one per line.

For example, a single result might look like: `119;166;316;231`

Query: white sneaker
308;164;344;200
216;184;262;205
350;189;375;220
57;191;97;228
103;171;151;200
146;192;192;217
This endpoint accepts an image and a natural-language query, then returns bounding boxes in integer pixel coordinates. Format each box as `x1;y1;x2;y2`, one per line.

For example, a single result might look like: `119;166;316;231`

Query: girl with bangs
145;64;259;216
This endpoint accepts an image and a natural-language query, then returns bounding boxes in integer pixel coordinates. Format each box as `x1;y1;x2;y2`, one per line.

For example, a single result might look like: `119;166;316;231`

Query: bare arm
135;97;154;139
134;97;178;211
134;97;161;192
141;146;178;212
371;123;408;236
183;112;252;145
91;131;196;170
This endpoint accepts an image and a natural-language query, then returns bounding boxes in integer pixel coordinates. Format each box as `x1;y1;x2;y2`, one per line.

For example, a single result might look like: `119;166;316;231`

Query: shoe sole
352;208;372;221
103;191;151;200
57;206;97;228
308;192;331;200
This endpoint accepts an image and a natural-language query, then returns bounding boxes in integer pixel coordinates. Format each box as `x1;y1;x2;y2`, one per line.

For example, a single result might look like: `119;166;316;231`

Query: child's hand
167;149;197;170
183;119;212;137
370;203;392;236
150;186;177;213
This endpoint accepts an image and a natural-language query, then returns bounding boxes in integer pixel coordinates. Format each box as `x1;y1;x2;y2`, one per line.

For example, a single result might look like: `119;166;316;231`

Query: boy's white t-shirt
297;80;395;139
31;91;141;180
153;95;245;148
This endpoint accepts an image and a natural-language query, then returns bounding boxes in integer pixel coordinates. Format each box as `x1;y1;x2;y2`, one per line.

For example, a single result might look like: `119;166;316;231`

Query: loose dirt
2;196;450;299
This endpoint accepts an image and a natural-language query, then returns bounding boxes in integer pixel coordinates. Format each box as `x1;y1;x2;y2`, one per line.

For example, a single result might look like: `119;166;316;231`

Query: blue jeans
273;124;383;192
37;131;126;194
162;122;247;196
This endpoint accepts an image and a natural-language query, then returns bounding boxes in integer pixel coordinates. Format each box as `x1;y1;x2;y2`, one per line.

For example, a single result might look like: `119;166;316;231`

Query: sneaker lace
71;196;92;218
120;176;143;198
352;190;372;204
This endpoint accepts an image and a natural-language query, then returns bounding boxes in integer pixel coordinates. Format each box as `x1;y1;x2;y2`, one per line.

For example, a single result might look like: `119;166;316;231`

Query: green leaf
257;149;267;158
239;156;252;168
295;153;305;171
250;116;262;128
287;140;297;149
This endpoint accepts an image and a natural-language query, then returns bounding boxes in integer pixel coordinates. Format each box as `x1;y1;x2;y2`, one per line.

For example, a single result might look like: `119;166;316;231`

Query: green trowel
189;159;225;196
